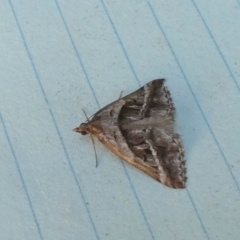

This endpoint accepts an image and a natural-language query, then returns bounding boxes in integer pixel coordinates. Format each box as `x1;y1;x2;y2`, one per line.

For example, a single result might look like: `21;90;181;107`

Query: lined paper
0;1;240;239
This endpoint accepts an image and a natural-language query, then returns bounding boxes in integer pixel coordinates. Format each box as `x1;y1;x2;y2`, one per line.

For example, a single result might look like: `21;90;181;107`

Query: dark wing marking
119;126;186;188
119;79;175;125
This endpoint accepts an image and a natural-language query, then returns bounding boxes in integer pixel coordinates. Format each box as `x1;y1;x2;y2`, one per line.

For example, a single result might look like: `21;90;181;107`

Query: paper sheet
1;1;240;239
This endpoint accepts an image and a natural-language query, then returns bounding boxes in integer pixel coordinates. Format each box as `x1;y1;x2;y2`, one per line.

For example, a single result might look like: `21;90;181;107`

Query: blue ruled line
98;1;156;239
7;1;100;240
191;0;240;94
147;1;212;239
97;1;155;238
147;1;240;194
121;162;156;240
99;0;141;86
186;189;210;240
0;112;44;240
54;1;155;239
54;0;100;107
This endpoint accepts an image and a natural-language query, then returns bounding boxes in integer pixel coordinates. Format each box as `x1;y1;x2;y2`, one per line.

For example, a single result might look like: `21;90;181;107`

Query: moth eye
80;131;88;135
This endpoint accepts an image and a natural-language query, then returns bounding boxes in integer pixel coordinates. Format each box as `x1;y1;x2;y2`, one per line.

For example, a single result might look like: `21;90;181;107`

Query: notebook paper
0;1;240;239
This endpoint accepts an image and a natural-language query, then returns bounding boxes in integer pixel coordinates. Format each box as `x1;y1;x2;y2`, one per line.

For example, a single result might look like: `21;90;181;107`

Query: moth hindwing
74;79;187;189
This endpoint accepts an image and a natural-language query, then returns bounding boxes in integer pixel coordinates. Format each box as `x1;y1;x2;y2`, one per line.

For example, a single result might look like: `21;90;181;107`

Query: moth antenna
119;91;123;99
82;109;90;123
82;109;98;167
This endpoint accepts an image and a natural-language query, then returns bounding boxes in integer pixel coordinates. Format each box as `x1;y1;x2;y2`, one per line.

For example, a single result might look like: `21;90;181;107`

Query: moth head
73;123;89;135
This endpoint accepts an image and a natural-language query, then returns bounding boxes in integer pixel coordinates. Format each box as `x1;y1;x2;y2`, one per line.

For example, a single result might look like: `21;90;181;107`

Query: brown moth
74;79;187;189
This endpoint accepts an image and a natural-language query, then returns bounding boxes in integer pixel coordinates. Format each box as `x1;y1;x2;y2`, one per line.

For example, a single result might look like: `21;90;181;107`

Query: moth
74;79;187;189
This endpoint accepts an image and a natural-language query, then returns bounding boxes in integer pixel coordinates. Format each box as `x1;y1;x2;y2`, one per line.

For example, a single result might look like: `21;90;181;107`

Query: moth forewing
74;79;187;189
